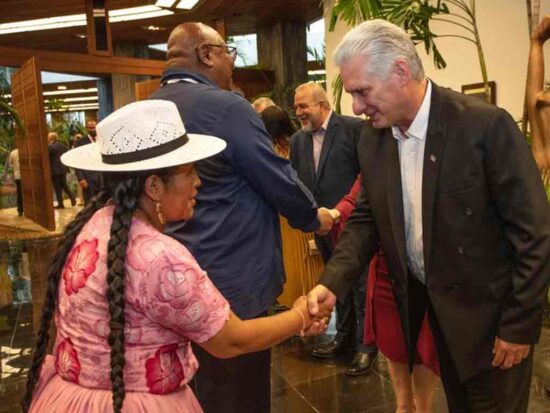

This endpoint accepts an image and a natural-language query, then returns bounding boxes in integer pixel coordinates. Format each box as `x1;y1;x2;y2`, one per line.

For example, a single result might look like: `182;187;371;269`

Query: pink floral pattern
62;238;99;295
127;234;165;271
50;206;230;394
145;344;185;394
154;261;196;309
55;338;81;383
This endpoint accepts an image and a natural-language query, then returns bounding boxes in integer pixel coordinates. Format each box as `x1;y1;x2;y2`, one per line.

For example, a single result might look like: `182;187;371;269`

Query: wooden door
135;78;160;101
11;57;55;231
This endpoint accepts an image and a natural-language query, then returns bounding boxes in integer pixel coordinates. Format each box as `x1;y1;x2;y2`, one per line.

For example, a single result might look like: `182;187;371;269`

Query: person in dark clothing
47;132;75;209
149;22;334;413
290;82;377;376
308;20;550;413
74;121;103;204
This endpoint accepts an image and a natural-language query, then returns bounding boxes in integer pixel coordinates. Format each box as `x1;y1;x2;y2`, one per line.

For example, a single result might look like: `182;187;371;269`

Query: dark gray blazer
48;141;68;175
74;136;102;196
289;113;363;209
319;83;550;381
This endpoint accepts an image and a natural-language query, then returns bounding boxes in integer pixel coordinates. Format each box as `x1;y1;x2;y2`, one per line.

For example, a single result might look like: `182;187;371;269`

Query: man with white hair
290;81;378;376
307;19;550;412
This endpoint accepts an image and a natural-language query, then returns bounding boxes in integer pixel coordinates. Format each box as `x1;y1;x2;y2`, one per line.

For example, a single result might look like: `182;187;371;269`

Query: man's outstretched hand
306;284;337;318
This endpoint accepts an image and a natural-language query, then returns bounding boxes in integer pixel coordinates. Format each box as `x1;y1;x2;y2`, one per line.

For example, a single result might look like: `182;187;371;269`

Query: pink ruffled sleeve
133;238;230;344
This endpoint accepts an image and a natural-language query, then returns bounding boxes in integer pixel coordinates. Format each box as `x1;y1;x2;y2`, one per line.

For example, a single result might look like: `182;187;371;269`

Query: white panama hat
61;100;226;172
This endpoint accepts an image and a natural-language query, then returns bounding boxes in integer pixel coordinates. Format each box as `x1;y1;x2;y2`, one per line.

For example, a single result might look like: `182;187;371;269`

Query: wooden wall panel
0;46;165;77
135;78;161;101
233;68;275;100
11;58;55;231
135;69;274;103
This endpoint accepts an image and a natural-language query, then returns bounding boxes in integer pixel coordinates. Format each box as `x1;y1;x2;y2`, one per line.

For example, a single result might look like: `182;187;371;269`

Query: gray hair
252;97;275;112
295;82;331;107
333;19;424;81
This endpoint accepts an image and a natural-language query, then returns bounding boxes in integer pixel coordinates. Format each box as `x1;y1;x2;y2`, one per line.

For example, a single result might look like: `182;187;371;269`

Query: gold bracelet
292;308;306;337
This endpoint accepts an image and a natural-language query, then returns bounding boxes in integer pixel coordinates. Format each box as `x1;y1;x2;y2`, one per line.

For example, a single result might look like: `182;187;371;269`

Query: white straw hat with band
61;100;226;172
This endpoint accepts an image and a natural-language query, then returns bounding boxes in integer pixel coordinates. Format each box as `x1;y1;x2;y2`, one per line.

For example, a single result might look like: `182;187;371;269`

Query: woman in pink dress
330;175;439;413
22;100;328;413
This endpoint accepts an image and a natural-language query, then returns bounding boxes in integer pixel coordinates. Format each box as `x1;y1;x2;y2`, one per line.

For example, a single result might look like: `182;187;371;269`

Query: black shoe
312;340;353;358
54;204;65;209
70;198;76;207
345;352;378;376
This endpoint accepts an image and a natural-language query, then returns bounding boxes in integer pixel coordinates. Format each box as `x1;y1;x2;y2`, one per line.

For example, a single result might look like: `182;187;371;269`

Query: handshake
315;207;341;236
290;285;338;336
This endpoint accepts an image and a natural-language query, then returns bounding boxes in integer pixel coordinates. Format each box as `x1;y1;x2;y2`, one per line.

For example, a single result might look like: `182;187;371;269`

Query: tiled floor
0;205;549;412
271;331;550;413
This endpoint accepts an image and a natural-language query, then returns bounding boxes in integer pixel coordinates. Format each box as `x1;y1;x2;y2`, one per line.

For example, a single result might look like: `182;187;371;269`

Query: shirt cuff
301;215;320;233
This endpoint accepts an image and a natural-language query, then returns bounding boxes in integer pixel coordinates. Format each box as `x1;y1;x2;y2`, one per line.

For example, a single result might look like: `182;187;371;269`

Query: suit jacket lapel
300;131;315;188
422;83;446;276
315;114;337;184
384;130;409;277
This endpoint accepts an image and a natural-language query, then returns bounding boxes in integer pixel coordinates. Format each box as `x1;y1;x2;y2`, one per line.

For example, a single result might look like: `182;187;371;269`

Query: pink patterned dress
30;206;230;412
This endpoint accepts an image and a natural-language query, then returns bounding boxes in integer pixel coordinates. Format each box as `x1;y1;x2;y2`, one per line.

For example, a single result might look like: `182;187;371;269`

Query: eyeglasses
202;43;238;61
293;102;322;113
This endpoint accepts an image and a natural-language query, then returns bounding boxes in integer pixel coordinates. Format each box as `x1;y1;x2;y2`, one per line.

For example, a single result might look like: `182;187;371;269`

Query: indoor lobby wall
325;0;550;121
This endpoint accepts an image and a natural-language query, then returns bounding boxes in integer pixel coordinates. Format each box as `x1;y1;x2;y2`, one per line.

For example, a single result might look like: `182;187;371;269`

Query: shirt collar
313;111;332;135
161;68;218;88
392;80;432;141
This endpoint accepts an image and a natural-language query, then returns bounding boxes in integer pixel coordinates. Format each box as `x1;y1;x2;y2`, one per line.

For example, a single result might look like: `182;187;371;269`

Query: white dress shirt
9;148;20;180
312;111;332;172
391;80;432;283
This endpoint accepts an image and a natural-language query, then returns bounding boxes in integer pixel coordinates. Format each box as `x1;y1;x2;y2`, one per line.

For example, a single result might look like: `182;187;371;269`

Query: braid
21;191;110;413
106;177;142;413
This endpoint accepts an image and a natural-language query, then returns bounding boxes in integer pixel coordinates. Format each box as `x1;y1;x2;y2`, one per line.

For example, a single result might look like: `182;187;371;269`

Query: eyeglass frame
293;101;323;114
198;43;238;61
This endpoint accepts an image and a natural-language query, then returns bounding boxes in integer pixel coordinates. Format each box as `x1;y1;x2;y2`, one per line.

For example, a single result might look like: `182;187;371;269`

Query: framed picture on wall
461;81;497;104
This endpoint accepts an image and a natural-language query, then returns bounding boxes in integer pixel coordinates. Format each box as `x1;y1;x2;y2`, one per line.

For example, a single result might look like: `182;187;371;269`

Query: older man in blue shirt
150;22;333;413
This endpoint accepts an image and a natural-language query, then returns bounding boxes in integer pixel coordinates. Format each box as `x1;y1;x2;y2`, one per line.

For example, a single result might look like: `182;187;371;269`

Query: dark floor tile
271;369;290;392
272;348;350;388
271;386;318;413
291;370;396;413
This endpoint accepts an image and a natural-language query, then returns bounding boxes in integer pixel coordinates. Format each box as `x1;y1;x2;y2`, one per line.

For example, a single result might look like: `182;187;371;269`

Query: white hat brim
61;133;226;172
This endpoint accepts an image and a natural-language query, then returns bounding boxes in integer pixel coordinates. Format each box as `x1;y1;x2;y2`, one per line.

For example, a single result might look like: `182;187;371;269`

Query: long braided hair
21;191;110;412
22;168;175;413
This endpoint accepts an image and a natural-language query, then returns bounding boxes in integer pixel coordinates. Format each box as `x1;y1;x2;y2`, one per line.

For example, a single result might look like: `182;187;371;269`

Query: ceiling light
74;33;87;39
46;103;99;111
155;0;176;7
155;0;199;10
109;6;172;23
57;85;67;90
43;87;98;96
0;6;173;35
140;25;166;31
175;0;199;9
46;96;98;103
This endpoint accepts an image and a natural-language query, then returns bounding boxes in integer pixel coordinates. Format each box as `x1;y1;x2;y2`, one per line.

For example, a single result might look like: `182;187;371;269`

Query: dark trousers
190;311;271;413
82;179;102;204
51;173;75;206
316;235;376;354
15;179;23;215
408;275;533;413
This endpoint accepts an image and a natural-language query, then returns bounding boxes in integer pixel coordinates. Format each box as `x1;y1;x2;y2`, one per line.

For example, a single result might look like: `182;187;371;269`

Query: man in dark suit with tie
74;120;102;204
308;20;550;412
47;132;76;209
290;82;378;376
